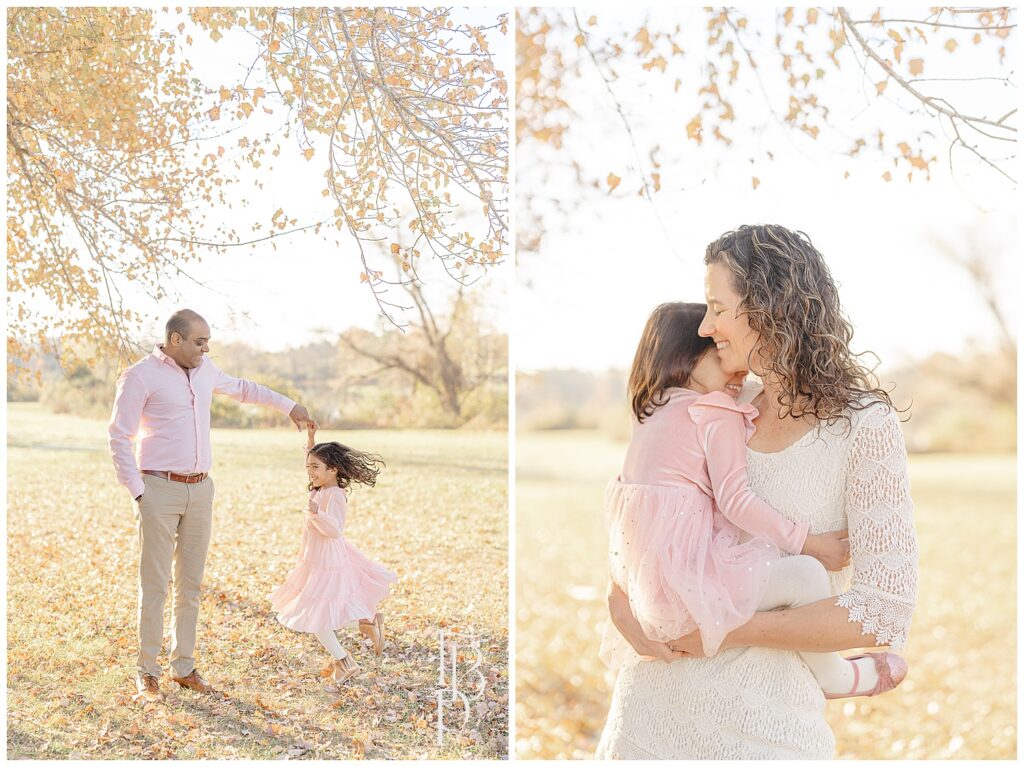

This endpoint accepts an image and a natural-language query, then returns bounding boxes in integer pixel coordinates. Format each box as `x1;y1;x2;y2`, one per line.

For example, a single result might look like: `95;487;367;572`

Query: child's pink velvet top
600;387;810;665
620;388;808;553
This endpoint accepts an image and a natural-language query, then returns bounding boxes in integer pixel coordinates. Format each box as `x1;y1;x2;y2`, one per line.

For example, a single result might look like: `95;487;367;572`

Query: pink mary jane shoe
824;652;908;700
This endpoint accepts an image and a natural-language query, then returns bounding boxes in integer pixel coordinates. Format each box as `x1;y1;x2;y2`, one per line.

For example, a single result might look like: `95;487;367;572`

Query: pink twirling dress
600;388;810;666
270;485;397;633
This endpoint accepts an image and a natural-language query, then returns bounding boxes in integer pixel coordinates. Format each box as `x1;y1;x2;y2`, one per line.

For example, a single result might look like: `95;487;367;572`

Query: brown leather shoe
171;669;216;693
331;655;361;683
135;674;165;702
359;613;385;656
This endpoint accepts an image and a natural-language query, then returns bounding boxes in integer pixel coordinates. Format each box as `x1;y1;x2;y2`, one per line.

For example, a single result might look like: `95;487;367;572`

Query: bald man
109;310;315;702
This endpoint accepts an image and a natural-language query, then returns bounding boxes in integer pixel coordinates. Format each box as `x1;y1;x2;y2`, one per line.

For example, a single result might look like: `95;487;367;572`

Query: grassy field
6;403;508;759
515;429;1016;760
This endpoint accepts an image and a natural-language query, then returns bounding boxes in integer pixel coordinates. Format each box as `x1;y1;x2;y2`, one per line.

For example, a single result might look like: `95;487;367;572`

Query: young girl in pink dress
270;424;398;684
600;302;907;699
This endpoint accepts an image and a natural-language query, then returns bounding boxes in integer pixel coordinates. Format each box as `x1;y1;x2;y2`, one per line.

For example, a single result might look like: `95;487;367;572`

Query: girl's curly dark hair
705;224;895;426
629;302;715;423
307;442;385;491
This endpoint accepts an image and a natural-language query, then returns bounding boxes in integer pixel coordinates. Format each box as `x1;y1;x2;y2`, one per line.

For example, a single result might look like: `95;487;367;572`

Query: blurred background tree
517;7;1015;257
8;7;508;374
191;7;508;325
515;6;1016;451
9;281;507;430
339;248;504;424
8;8;218;371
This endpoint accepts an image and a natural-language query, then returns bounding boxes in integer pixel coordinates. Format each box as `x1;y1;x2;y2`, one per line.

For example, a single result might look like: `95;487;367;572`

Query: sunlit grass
7;403;508;759
515;429;1016;760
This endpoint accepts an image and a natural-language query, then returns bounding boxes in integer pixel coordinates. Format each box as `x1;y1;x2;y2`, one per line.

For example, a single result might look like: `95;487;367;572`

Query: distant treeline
517;349;1016;453
9;329;508;430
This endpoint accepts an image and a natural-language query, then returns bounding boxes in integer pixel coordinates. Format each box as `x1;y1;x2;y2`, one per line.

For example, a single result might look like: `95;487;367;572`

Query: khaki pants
134;473;214;678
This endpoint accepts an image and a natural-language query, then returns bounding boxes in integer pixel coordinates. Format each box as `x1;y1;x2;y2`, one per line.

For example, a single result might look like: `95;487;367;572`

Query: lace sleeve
835;403;919;651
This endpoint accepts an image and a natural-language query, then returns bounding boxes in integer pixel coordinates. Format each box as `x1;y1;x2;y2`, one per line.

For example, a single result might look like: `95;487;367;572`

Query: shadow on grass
6;726;51;759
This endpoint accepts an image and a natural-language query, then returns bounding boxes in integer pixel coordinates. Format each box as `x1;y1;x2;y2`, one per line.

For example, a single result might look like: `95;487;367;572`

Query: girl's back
620;387;712;495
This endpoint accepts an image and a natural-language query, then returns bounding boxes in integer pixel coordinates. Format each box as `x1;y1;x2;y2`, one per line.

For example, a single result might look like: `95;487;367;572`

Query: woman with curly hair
596;224;919;759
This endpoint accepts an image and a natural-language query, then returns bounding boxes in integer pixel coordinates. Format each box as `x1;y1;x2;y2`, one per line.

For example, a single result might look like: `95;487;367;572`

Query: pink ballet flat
823;652;908;700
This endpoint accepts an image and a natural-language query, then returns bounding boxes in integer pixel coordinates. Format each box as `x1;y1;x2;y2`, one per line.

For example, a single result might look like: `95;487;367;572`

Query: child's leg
314;629;349;660
758;555;879;696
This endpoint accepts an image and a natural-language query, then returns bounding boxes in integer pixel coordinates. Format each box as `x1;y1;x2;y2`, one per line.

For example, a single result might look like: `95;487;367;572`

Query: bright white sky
123;8;510;350
516;8;1018;373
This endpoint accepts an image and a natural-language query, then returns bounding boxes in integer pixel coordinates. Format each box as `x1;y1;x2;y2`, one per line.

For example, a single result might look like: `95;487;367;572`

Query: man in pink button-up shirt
109;309;315;702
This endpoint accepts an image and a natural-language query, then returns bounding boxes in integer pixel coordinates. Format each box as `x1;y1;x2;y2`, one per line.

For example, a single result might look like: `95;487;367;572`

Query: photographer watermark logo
434;629;486;745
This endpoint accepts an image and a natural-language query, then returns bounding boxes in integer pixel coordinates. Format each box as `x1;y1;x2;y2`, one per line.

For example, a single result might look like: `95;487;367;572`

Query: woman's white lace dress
595;400;919;759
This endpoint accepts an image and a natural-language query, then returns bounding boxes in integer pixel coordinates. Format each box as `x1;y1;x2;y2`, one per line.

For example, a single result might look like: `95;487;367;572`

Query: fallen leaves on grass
7;404;509;759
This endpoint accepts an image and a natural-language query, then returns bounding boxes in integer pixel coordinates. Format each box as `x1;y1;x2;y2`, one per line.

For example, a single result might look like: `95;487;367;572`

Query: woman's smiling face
698;261;762;375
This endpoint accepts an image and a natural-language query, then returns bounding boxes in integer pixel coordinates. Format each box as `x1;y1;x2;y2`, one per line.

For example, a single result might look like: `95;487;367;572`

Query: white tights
759;555;879;696
314;630;349;660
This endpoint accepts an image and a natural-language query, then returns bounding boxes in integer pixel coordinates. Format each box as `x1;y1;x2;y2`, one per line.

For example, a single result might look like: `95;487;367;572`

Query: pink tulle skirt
270;540;398;634
603;478;779;659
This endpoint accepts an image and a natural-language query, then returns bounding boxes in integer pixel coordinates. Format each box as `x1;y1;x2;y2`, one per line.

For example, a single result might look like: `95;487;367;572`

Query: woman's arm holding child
607;581;684;662
669;405;917;656
696;398;848;570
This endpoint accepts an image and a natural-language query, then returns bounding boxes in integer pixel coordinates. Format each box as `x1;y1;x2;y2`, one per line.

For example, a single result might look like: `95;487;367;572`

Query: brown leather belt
142;470;208;484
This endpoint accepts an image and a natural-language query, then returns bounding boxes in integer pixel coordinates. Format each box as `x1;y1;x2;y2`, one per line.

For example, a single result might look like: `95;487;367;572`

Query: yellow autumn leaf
606;172;621;192
208;105;221;121
945;38;958;53
882;171;893;182
876;81;888;95
303;148;314;160
634;27;653;55
908;58;924;75
268;38;280;53
685;115;702;143
751;177;760;190
390;243;401;254
219;87;231;103
642;55;667;73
